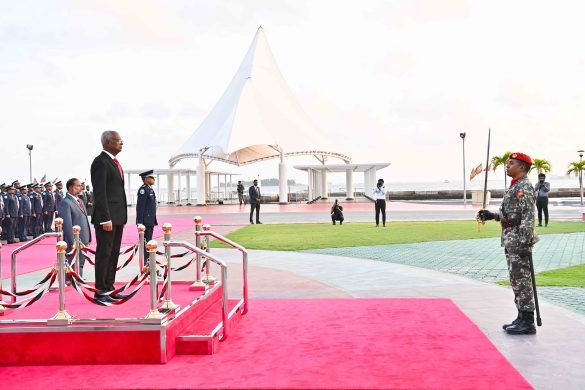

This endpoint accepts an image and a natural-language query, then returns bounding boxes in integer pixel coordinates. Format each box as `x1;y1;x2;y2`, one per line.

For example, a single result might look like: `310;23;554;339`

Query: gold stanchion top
146;240;158;252
137;224;146;233
56;241;68;253
72;225;81;234
54;218;64;227
193;216;202;225
162;223;173;233
202;224;211;231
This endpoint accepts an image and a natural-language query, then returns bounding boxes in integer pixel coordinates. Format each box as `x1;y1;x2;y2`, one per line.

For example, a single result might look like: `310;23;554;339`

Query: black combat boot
505;311;536;335
502;310;522;330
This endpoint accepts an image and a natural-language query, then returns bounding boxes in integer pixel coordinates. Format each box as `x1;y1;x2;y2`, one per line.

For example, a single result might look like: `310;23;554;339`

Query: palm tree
531;158;552;174
567;160;585;207
491;152;512;190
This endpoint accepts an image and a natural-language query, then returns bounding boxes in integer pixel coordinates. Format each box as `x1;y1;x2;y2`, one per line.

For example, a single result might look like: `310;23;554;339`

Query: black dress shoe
256;221;262;224
94;294;115;303
250;221;254;224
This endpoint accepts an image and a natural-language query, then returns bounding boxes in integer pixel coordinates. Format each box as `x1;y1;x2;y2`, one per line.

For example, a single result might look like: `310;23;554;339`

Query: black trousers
18;215;30;240
94;224;124;292
536;197;549;225
43;212;54;232
33;214;44;237
375;199;386;226
5;217;16;242
249;203;260;222
143;225;154;266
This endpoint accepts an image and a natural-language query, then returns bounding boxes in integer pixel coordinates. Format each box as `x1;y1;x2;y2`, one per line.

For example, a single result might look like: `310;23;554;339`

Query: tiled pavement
305;232;585;315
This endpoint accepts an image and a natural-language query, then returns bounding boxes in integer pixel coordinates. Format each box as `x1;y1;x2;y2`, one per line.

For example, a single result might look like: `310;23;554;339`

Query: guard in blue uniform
42;182;56;232
136;170;158;263
54;181;64;217
17;185;32;241
4;186;20;244
30;184;44;237
0;184;6;240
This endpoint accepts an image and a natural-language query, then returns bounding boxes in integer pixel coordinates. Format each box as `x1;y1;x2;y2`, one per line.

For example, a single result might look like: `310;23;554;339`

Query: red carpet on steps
0;299;531;389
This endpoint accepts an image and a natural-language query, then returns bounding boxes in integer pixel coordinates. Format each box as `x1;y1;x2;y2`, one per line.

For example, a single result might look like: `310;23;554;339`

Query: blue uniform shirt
136;184;158;226
17;193;31;216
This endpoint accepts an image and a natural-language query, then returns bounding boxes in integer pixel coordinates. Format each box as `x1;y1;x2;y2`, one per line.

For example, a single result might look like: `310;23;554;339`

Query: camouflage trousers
505;249;536;312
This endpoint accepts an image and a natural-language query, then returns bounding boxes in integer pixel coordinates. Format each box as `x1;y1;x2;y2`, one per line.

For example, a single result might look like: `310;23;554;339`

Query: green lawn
498;263;585;287
210;220;585;251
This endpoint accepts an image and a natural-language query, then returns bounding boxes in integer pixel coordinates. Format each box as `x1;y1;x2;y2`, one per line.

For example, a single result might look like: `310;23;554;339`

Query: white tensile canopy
169;26;350;168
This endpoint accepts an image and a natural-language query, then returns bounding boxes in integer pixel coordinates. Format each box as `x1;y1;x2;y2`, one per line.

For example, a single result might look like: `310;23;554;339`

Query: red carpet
0;216;225;278
0;299;531;389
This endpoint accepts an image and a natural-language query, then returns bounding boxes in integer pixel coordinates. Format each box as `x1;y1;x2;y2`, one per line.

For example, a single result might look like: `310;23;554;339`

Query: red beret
510;152;532;165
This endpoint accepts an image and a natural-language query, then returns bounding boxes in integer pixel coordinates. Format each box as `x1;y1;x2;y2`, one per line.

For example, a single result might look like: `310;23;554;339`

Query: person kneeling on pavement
331;200;344;225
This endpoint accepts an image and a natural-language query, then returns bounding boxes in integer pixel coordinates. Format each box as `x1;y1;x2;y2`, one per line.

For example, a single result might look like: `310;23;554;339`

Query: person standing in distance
136;170;157;264
477;152;538;335
373;179;387;227
237;181;245;206
534;173;550;227
91;130;127;303
248;179;262;224
58;178;91;278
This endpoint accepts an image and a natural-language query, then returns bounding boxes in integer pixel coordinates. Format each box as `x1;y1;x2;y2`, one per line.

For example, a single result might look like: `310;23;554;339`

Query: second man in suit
248;179;262;224
91;130;127;303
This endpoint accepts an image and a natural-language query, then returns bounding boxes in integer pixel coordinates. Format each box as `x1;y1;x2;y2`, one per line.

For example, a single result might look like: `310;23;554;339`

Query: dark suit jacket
90;151;128;225
58;194;92;246
249;185;261;205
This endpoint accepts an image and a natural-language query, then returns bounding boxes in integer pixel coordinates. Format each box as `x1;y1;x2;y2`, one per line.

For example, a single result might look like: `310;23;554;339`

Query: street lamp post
460;132;467;205
26;144;33;183
578;150;584;207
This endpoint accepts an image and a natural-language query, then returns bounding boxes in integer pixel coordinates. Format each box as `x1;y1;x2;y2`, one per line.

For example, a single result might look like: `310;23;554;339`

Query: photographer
373;179;387;227
534;173;550;227
331;199;344;225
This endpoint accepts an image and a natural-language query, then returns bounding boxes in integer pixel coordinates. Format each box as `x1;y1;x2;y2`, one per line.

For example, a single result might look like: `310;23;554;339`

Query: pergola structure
168;27;350;205
293;163;390;200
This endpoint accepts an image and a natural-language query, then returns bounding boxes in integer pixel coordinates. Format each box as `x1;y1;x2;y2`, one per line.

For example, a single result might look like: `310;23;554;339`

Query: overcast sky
2;0;585;187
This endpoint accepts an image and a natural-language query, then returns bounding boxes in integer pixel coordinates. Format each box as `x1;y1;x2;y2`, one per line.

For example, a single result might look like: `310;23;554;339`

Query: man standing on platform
248;179;262;224
477;152;538;335
4;186;19;244
54;181;64;218
42;182;56;232
534;173;550;227
58;178;91;278
30;184;44;237
136;170;157;263
91;130;127;303
373;179;387;227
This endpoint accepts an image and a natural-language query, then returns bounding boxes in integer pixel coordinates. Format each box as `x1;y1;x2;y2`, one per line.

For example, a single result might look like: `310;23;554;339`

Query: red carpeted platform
0;299;531;389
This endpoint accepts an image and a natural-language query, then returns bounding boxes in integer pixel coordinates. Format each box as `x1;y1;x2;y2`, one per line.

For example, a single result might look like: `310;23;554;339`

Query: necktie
77;198;86;214
113;158;124;179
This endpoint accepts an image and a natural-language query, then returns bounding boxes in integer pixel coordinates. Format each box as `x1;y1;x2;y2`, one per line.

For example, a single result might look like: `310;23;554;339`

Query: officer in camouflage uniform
477;152;538;335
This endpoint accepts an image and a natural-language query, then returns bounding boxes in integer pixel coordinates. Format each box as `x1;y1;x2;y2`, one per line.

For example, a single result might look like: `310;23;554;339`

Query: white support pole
127;173;132;205
167;168;176;204
321;170;328;199
197;156;206;206
177;172;182;206
346;169;354;200
186;173;191;204
279;150;288;204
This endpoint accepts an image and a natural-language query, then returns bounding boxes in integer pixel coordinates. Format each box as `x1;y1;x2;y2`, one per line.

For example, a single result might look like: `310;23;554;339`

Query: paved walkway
305;232;585;315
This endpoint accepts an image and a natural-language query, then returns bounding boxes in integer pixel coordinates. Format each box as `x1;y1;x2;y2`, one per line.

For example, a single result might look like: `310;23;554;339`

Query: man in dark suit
42;182;56;232
58;178;92;278
90;130;127;303
248;179;262;224
136;170;157;264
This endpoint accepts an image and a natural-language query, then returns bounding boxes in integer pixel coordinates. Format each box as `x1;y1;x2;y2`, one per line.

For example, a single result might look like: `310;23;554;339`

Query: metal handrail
163;240;230;341
10;232;62;303
195;230;248;314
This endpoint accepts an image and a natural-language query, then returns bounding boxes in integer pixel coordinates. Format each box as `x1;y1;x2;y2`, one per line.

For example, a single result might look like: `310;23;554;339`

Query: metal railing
9;232;63;303
194;230;248;315
163;240;230;340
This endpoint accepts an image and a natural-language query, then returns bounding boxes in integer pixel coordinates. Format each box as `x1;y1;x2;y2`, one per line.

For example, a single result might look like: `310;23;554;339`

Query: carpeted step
176;298;244;355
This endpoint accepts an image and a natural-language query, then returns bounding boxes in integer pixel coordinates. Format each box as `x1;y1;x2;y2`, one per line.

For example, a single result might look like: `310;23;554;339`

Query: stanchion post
72;225;81;275
0;227;4;315
202;224;216;285
137;224;146;273
160;223;179;312
48;241;73;326
54;217;63;237
189;216;206;291
143;240;164;322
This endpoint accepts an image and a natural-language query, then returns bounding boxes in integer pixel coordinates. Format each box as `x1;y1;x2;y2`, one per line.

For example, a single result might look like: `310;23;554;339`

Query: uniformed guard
4;185;20;244
17;185;32;242
477;152;538;335
1;184;7;240
54;181;64;217
42;182;56;232
31;184;44;237
136;170;158;259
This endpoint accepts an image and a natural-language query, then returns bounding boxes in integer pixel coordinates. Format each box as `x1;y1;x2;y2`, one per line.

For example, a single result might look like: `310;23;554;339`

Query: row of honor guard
0;180;93;244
